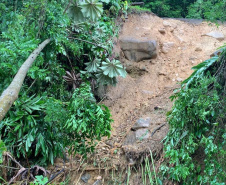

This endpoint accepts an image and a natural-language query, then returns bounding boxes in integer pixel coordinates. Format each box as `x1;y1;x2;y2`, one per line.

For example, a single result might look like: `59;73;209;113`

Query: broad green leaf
0;140;7;163
85;58;101;72
67;5;86;23
100;58;127;78
80;0;103;21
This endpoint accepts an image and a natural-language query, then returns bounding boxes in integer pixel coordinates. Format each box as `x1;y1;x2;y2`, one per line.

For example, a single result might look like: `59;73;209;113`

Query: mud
53;13;226;184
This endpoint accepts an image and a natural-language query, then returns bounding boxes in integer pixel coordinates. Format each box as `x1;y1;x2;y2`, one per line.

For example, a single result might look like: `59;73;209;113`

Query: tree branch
0;38;51;122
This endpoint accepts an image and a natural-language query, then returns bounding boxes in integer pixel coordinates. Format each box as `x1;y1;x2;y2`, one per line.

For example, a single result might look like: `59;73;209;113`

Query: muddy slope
56;14;226;185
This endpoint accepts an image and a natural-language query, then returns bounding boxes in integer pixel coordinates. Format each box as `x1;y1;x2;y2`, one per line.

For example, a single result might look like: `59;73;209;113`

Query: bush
65;83;112;156
160;51;226;184
0;83;112;164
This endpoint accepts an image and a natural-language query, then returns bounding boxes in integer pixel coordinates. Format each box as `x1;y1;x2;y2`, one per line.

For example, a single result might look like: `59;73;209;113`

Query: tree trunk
0;39;51;122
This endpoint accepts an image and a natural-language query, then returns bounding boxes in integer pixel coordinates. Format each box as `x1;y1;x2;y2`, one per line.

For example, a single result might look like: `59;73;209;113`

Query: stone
163;21;176;28
123;132;136;145
195;47;202;51
210;48;224;57
162;42;174;54
205;31;224;41
93;180;102;185
81;173;91;183
131;117;151;131
135;129;150;140
158;28;166;34
163;21;177;32
120;38;157;62
176;36;184;43
176;77;183;82
93;83;107;100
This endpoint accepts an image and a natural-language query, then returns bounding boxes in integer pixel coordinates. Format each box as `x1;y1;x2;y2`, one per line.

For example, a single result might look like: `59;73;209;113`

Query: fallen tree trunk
0;38;51;122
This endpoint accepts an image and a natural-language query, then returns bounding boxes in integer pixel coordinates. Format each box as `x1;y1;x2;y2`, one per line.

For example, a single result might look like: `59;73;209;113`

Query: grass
129;6;152;14
141;150;158;185
107;149;159;185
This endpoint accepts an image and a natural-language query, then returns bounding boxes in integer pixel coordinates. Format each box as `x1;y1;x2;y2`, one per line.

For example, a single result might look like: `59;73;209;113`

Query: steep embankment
66;13;226;184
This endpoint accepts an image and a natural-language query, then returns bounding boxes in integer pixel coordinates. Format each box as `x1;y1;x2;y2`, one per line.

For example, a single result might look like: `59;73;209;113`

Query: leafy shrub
0;83;112;164
129;0;226;22
0;94;68;164
0;140;6;163
65;83;112;155
160;51;226;184
0;0;123;166
187;0;226;22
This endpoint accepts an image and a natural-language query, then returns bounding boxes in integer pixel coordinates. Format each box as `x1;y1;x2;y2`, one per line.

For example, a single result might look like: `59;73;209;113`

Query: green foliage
0;94;67;164
65;83;112;155
86;58;127;85
187;0;226;22
160;51;226;184
31;175;49;185
0;140;6;164
68;0;104;23
128;5;151;14
129;0;226;22
0;0;125;167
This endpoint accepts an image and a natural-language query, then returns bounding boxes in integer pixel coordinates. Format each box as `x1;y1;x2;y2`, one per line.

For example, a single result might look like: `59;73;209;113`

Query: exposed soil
52;13;226;185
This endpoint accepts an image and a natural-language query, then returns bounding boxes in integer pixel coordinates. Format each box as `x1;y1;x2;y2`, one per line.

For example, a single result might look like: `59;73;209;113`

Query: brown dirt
53;14;226;185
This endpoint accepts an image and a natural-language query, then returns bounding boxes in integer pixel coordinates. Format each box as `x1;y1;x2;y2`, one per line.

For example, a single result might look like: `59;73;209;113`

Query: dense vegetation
0;0;126;168
160;50;226;184
130;0;226;21
0;0;225;184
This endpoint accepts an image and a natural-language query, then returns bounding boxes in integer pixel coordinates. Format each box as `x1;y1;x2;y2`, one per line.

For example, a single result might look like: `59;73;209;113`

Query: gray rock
176;77;183;82
131;117;151;131
94;83;107;100
123;132;136;145
205;31;224;41
210;48;224;57
81;173;91;183
93;180;102;185
141;90;153;95
163;21;177;32
162;42;174;54
120;38;157;62
135;129;150;140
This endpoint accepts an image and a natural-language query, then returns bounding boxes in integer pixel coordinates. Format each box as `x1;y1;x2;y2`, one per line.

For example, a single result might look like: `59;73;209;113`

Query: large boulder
120;38;157;62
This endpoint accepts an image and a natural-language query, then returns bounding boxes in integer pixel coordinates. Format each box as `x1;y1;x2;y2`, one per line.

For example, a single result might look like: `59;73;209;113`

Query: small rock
81;173;91;183
135;129;150;140
123;132;136;145
204;31;224;41
142;90;153;95
95;176;102;180
154;106;163;110
163;21;177;29
195;47;202;51
176;77;183;82
210;48;224;57
175;35;185;43
93;180;102;185
162;42;174;54
158;28;166;34
131;117;151;131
